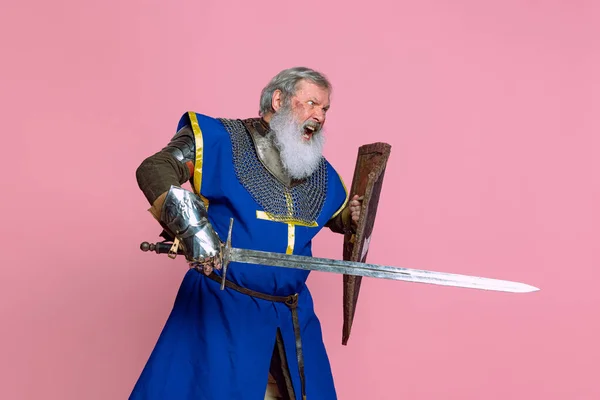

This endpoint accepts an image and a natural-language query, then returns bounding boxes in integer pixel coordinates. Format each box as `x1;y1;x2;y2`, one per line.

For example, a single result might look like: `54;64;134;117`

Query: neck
262;112;274;124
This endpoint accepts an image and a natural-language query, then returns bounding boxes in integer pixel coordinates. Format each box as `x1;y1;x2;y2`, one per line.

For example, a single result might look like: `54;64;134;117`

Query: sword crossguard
219;218;235;290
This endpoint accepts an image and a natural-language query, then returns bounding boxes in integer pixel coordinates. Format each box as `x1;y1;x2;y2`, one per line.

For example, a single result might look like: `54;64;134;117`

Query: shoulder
177;112;227;135
323;158;346;186
321;159;349;219
176;111;237;148
323;158;349;198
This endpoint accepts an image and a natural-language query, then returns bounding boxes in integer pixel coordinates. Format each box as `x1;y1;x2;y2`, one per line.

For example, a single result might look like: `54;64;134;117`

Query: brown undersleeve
135;151;191;206
325;207;353;235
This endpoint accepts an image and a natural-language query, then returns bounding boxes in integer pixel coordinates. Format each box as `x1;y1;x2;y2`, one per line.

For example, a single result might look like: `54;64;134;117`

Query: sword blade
226;247;539;293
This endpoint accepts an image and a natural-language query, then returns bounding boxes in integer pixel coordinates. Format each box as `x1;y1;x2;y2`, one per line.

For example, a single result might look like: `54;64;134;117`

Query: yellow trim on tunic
256;210;318;255
187;111;209;208
256;194;318;255
329;171;349;220
255;211;318;228
286;224;295;254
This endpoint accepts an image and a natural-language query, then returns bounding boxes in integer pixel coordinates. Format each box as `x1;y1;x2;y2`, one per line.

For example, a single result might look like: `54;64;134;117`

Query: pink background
1;1;599;399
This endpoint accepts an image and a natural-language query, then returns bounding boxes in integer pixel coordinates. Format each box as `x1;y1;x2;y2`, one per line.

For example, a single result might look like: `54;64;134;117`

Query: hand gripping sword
140;216;539;294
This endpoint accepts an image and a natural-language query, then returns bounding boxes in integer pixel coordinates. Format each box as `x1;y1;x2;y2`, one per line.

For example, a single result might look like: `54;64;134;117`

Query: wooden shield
342;142;391;345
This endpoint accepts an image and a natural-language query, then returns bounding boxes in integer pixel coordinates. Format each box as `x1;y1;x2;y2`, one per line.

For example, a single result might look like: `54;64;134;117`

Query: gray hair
258;67;332;116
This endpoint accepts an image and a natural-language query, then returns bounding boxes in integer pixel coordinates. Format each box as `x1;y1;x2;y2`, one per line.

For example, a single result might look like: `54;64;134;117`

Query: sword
140;218;539;293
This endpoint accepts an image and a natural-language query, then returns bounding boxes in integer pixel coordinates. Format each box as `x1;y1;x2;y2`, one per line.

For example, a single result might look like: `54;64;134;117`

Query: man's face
268;79;330;179
287;80;330;142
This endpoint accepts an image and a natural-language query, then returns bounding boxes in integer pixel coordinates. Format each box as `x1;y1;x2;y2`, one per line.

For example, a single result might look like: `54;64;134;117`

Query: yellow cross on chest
256;190;317;255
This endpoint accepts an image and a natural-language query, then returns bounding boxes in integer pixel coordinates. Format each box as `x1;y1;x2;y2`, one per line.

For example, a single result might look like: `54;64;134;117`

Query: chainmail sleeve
136;125;196;205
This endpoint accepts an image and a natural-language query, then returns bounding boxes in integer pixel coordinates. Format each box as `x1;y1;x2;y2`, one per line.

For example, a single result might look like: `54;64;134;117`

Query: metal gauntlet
160;185;221;262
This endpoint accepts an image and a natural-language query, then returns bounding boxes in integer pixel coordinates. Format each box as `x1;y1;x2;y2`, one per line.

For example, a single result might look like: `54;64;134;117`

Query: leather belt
206;272;306;400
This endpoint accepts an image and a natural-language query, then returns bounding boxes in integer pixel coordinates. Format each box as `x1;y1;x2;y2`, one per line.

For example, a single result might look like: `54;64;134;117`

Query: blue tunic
130;112;348;399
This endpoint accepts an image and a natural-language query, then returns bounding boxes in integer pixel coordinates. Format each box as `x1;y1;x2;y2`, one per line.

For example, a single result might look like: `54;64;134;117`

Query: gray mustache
302;120;321;133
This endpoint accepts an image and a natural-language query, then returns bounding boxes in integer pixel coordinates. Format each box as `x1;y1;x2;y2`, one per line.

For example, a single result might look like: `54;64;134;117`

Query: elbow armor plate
162;125;196;174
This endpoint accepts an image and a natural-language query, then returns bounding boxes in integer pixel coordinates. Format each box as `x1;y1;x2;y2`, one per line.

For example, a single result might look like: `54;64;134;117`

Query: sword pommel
140;242;152;252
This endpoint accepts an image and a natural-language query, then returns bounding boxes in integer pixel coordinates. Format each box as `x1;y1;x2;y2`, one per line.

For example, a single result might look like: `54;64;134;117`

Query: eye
307;100;315;106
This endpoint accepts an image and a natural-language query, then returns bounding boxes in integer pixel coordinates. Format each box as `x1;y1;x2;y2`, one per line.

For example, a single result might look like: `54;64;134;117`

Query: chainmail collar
218;117;328;225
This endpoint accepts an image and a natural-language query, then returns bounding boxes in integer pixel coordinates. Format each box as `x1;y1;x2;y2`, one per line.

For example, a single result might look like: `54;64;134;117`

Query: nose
312;107;326;123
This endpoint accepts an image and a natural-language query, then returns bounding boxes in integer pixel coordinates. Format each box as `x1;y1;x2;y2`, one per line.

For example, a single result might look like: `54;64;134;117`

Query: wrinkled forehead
292;80;331;104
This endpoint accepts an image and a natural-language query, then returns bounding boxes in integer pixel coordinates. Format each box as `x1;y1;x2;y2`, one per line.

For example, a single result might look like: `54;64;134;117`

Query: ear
271;89;283;112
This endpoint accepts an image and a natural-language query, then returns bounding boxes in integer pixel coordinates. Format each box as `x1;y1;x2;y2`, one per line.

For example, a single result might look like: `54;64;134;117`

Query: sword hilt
140;241;185;255
139;219;236;292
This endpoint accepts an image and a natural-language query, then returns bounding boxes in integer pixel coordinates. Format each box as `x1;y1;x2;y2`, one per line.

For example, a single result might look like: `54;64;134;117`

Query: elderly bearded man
131;67;362;400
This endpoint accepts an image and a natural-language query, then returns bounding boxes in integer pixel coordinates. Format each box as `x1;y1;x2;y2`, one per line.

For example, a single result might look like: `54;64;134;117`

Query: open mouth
303;125;316;141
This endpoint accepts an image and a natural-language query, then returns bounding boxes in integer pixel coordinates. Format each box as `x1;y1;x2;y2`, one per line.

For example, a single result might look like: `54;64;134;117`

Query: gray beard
269;108;326;180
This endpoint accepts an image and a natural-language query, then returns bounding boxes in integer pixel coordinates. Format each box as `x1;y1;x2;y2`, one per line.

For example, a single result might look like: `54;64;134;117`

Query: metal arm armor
160;185;222;262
